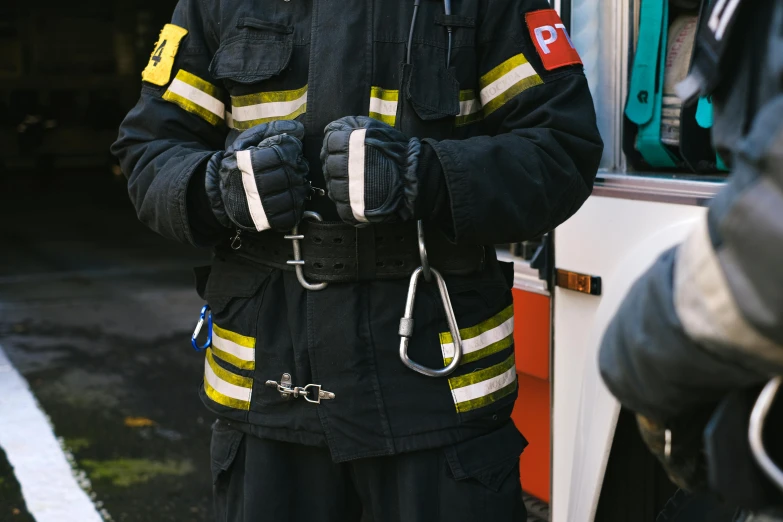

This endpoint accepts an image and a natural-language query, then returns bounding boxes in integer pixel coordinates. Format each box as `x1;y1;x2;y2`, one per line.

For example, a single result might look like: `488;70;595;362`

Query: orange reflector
555;269;601;296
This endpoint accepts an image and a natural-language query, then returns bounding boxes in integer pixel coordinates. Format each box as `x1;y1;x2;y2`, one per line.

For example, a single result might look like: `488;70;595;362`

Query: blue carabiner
191;305;213;351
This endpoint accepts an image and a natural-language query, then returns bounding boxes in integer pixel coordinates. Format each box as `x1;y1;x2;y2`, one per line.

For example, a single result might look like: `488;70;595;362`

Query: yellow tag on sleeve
142;24;189;86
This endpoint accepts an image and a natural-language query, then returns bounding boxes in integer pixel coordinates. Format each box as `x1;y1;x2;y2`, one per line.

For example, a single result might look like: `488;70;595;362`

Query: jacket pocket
211;419;245;522
444;422;528;492
204;256;273;315
397;60;460;140
210;419;245;485
209;19;293;84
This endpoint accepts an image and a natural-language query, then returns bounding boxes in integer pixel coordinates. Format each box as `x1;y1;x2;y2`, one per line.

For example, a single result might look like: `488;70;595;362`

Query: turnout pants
210;419;528;522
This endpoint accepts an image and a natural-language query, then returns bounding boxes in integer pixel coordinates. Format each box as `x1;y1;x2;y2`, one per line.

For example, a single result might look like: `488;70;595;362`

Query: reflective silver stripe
348;129;368;223
162;70;225;126
167;78;225;118
480;62;537;107
478;54;542;117
369;98;398;118
441;315;514;361
231;87;308;128
459;98;481;118
237;150;271;232
204;357;252;403
452;366;517;406
212;326;255;366
369;87;399;126
674;215;783;366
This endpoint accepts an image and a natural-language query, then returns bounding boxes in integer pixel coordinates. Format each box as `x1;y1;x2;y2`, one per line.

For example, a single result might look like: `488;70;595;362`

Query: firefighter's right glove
205;120;310;233
320;116;426;226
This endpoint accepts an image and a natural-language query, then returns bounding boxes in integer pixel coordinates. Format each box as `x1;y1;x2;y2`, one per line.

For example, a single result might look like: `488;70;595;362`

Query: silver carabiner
398;221;463;377
285;211;328;291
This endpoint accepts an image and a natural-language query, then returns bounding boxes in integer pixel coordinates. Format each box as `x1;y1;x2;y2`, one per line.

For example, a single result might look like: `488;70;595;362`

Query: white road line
0;345;103;522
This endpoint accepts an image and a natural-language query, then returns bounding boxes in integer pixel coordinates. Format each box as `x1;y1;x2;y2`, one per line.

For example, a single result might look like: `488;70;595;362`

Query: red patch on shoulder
525;9;582;71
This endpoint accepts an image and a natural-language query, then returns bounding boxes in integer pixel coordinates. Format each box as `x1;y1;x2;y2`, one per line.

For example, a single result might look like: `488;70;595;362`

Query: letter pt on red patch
526;9;582;71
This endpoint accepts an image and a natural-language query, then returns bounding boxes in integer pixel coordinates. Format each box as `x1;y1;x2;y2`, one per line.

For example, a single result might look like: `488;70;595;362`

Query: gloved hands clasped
321;116;445;226
206;120;310;233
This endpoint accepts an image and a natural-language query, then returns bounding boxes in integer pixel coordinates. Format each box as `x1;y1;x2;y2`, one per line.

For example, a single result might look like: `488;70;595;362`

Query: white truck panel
552;194;706;521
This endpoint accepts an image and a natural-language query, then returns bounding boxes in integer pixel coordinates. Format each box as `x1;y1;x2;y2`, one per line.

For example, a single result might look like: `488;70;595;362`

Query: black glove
321;116;443;226
206;120;309;233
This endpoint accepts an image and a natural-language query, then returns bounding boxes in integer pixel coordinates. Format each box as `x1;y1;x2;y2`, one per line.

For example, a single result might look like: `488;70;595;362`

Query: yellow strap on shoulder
142;24;189;86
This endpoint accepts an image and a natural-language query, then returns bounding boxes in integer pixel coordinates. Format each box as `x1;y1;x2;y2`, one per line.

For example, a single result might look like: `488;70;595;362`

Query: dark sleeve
429;0;603;245
599;95;783;422
111;0;228;247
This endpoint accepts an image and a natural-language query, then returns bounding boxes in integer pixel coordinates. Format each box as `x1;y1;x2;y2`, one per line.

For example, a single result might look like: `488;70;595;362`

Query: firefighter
600;0;783;519
112;1;602;519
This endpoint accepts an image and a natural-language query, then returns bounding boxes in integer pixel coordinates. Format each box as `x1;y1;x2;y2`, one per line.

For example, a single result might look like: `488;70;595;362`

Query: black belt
217;221;486;283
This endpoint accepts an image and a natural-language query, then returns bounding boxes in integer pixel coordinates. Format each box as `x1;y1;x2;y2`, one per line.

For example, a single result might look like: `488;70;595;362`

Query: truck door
548;0;727;520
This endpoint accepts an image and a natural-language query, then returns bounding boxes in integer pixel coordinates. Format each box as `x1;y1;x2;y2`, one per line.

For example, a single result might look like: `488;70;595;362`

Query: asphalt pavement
0;168;213;521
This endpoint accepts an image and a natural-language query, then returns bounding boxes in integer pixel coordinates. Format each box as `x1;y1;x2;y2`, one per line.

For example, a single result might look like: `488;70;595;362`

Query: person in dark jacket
600;0;783;519
112;1;602;519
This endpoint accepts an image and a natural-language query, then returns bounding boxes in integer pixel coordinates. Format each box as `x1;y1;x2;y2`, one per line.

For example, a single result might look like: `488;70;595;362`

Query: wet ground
0;168;213;521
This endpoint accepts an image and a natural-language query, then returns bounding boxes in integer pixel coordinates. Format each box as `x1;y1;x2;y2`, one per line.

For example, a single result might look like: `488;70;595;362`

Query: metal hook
399;267;463;377
191;304;212;351
417;220;432;282
398;221;463;377
285;211;328;291
749;376;783;491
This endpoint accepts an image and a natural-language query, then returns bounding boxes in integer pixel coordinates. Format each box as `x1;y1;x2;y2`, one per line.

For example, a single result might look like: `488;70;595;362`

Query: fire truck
507;0;727;520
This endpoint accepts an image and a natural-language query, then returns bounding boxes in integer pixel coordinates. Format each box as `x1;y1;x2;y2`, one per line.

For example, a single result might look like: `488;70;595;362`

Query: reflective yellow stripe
449;336;514;366
204;378;251;411
232;85;308;107
231;104;306;130
162;92;224;126
369;86;399;126
211;344;255;370
448;353;518;413
370;86;399;102
162;70;226;126
480;54;527;88
455;89;483;127
213;324;255;348
449;352;516;389
203;349;252;411
206;349;253;388
211;324;255;369
174;69;222;98
441;305;513;344
230;85;308;130
453;380;517;413
479;54;543;117
441;305;514;365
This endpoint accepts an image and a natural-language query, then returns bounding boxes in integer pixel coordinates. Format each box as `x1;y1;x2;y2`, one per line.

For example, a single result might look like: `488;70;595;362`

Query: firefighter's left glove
205;120;310;233
321;116;426;226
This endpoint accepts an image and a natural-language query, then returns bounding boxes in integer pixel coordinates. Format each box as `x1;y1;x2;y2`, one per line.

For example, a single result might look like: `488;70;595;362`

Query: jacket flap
404;62;460;121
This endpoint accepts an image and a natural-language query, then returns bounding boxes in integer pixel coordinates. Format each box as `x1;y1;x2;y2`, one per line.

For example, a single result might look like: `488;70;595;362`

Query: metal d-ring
749;376;783;491
285;211;328;291
398;221;463;377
